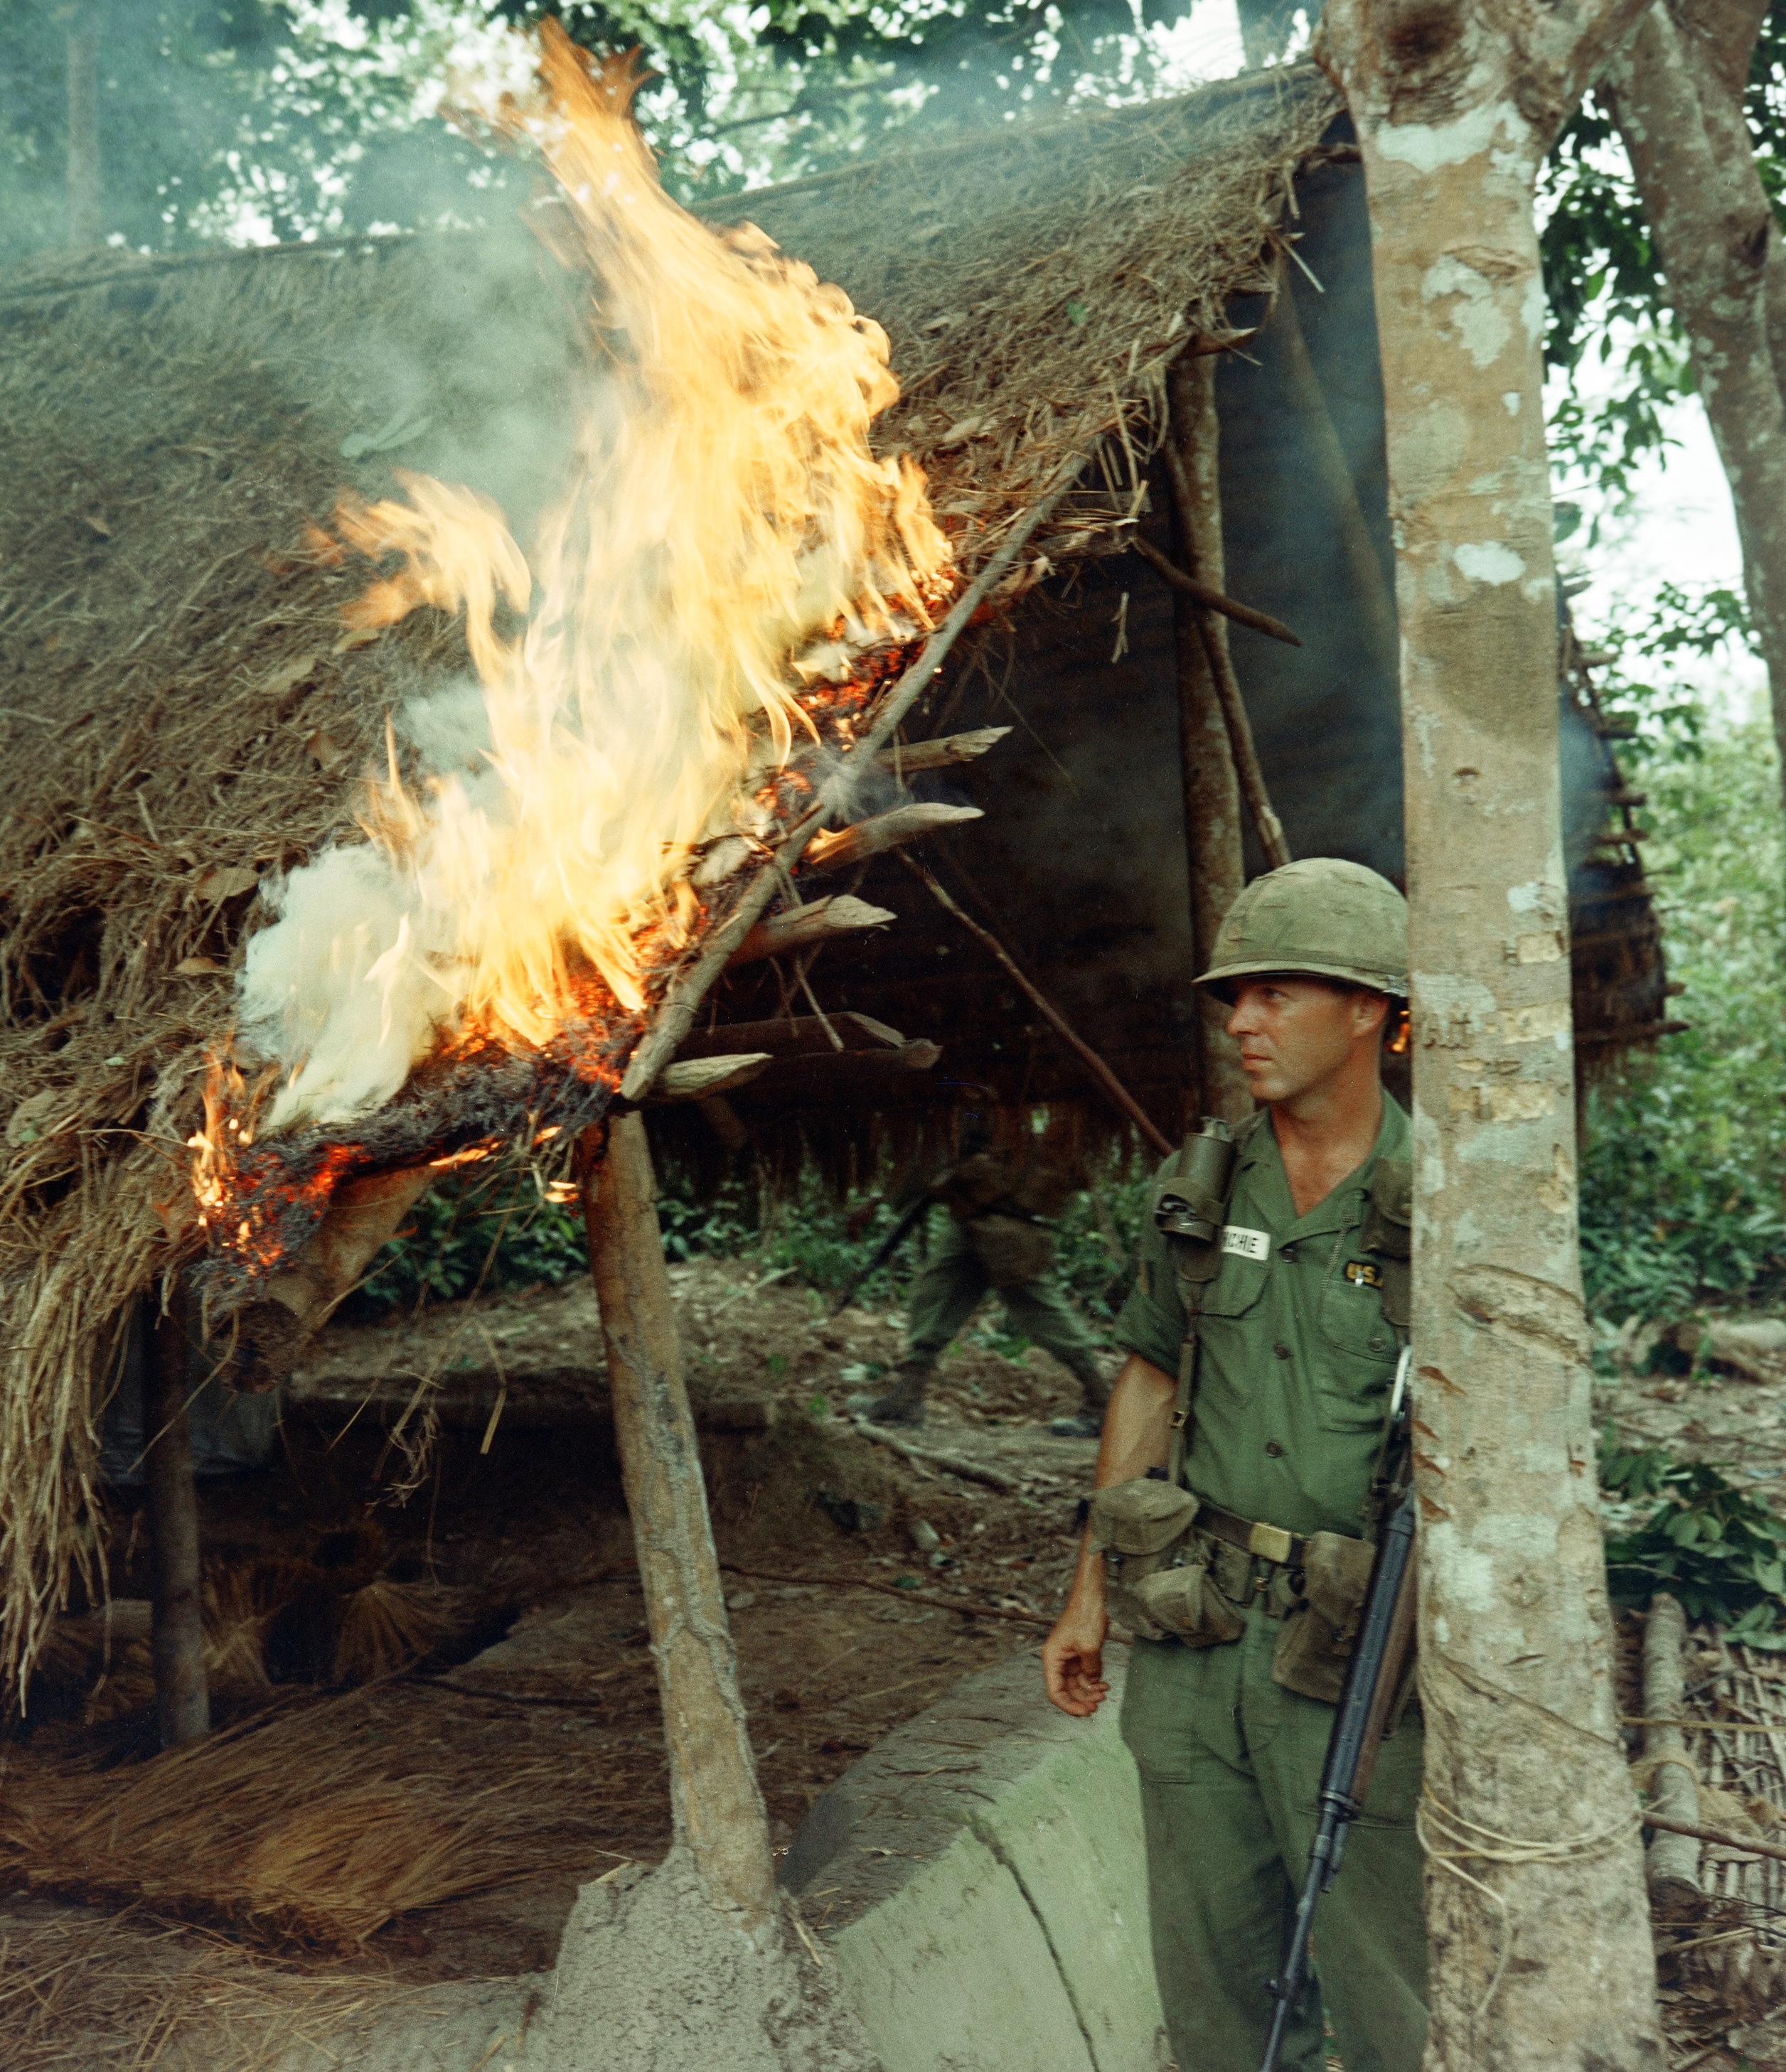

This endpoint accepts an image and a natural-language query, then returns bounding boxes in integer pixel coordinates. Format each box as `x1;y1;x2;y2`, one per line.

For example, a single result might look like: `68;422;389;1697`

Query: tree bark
578;1111;778;1933
64;14;102;253
1165;350;1256;1125
1314;2;1662;2065
1603;1;1786;833
146;1286;208;1748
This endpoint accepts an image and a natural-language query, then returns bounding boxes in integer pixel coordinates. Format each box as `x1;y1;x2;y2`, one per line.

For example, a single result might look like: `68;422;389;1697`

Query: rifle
826;1192;931;1318
1261;1350;1418;2072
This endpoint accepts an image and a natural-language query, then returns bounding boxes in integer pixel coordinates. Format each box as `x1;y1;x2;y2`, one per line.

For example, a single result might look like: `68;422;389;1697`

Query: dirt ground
10;1267;1786;2068
2;1253;1103;2059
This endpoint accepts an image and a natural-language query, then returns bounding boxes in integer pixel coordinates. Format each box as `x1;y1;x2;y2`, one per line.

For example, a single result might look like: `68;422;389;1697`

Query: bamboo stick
1642;1591;1702;1902
578;1112;776;1931
1128;531;1302;648
897;852;1174;1158
1164;350;1255;1125
1133;525;1292;872
145;1285;209;1748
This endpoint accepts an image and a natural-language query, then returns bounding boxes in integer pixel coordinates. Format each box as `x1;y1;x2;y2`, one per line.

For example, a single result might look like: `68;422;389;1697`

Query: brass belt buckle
1247;1520;1293;1566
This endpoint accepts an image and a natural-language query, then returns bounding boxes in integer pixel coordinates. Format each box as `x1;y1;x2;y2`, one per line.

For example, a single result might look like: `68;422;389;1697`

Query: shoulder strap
1165;1110;1263;1484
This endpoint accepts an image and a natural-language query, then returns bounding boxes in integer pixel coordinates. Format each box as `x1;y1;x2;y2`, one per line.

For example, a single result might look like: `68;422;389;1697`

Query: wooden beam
578;1112;778;1929
804;802;983;875
676;1011;914;1061
726;894;895;969
875;726;1012;773
145;1286;208;1749
640;1054;772;1104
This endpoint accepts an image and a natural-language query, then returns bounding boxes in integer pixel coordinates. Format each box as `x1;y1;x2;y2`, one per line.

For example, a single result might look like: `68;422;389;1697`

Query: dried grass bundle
0;64;1335;1691
31;1601;156;1725
203;1560;321;1696
0;1690;587;1949
0;1904;459;2072
331;1577;478;1685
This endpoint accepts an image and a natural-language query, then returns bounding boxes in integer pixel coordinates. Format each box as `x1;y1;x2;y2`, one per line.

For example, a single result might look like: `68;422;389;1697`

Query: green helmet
1196;858;1408;998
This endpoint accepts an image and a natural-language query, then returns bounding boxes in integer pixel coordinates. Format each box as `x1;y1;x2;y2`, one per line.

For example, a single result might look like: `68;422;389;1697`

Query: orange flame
239;26;950;1141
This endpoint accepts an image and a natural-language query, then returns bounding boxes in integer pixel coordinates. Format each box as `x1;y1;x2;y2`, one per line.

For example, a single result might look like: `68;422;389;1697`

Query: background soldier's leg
905;1215;991;1363
847;1215;987;1424
1248;1616;1428;2072
999;1274;1110;1436
1121;1633;1325;2072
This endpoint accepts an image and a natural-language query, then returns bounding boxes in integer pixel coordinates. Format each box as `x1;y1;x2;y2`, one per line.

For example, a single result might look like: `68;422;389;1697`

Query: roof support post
146;1285;209;1748
577;1110;777;1931
1315;0;1659;2061
1165;349;1253;1125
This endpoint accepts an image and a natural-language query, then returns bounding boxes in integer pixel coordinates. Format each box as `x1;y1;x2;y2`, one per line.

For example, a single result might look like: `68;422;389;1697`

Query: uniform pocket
1315;1269;1397;1432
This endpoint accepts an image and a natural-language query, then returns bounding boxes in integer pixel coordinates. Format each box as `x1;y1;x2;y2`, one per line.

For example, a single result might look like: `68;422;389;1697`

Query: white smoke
237;685;496;1132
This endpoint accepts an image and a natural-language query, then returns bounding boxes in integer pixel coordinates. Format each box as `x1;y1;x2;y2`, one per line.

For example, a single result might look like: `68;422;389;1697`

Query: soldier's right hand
1042;1598;1110;1717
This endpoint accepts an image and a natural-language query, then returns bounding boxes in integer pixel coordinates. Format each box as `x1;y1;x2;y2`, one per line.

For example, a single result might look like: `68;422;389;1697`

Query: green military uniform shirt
1115;1093;1410;1541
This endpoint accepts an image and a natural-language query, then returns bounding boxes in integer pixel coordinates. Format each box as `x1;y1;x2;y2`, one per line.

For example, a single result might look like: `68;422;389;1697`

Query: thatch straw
0;1688;598;1950
331;1578;478;1685
0;1903;481;2072
0;65;1337;1690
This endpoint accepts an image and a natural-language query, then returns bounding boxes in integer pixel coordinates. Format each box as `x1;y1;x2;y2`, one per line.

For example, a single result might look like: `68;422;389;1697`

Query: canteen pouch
1130;1538;1247;1648
1087;1478;1199;1643
1270;1530;1377;1705
967;1212;1057;1289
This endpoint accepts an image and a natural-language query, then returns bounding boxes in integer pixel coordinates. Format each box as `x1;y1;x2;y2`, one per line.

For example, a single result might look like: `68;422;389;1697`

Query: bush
1578;720;1786;1322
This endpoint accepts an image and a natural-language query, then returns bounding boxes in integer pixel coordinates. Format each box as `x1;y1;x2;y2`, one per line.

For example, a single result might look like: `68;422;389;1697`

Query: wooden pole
145;1285;209;1748
1164;352;1262;1124
1640;1592;1701;1906
578;1112;778;1933
897;852;1175;1157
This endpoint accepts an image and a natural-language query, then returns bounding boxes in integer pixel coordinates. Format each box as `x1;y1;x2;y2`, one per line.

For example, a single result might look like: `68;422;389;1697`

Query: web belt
1192;1498;1308;1571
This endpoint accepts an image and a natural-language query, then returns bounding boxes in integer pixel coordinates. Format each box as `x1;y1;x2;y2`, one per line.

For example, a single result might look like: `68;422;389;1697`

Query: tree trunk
64;14;102;253
1604;1;1786;833
1314;3;1662;2065
578;1111;777;1932
1165;350;1254;1124
146;1286;208;1748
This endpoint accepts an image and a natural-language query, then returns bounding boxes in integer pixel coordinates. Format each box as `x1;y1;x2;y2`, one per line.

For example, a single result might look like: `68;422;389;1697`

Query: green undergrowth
1599;1428;1786;1646
347;1139;1154;1344
1578;719;1786;1325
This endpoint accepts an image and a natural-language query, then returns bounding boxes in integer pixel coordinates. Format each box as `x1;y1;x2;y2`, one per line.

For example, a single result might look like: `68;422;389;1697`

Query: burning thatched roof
0;64;1341;1677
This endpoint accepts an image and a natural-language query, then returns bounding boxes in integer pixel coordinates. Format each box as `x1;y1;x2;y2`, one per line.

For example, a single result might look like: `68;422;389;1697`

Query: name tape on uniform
1344;1259;1381;1288
1221;1225;1271;1262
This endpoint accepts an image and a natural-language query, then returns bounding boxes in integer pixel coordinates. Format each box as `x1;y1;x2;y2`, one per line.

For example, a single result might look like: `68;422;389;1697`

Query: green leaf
1065;301;1089;327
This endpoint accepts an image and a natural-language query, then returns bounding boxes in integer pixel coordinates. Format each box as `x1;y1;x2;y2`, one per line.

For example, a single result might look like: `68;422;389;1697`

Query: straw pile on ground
0;1687;607;1950
0;63;1337;1687
0;1902;530;2072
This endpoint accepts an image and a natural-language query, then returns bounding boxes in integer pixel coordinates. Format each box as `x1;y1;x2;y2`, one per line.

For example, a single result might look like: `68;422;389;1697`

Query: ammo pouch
1270;1530;1377;1705
1086;1480;1244;1648
967;1212;1056;1289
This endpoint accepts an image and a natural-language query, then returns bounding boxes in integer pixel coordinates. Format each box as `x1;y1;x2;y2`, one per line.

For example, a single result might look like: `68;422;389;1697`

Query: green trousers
1120;1600;1428;2072
904;1212;1100;1378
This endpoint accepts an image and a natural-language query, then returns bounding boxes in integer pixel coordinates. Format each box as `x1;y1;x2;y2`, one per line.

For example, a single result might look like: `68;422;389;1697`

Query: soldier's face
1224;978;1387;1103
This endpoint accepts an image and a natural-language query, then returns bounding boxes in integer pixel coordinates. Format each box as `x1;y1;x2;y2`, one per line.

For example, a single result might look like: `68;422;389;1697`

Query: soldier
1041;859;1426;2072
847;1109;1111;1435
